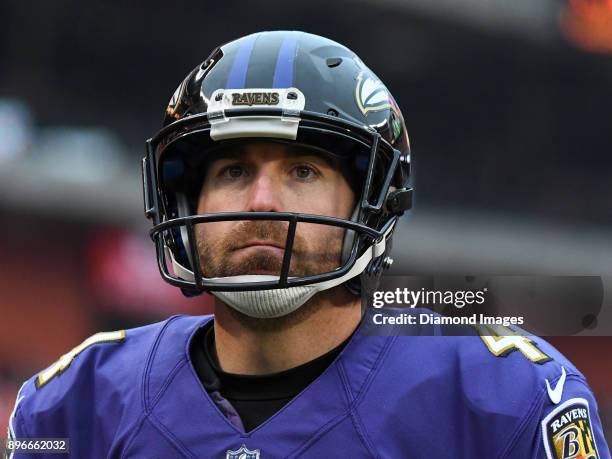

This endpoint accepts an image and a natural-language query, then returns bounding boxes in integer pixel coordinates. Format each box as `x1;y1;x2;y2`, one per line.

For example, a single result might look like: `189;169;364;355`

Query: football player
7;31;610;458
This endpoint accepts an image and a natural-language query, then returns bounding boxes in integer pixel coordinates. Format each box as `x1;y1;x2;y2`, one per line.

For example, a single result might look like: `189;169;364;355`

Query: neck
213;286;362;375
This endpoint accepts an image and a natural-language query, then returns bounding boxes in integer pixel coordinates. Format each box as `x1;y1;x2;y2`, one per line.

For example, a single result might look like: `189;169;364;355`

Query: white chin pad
212;285;318;318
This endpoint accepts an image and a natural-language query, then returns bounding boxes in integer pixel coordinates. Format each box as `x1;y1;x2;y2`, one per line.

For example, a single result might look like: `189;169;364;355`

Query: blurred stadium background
1;0;611;441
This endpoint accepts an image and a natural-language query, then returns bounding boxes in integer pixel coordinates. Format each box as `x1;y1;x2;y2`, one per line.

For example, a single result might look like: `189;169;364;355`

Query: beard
196;220;345;279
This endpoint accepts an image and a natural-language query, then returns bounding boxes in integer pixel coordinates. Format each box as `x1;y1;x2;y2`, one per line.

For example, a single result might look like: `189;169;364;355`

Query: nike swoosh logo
546;366;566;404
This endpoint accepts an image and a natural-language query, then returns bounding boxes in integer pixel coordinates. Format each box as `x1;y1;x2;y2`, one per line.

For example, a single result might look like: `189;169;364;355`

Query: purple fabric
9;311;611;458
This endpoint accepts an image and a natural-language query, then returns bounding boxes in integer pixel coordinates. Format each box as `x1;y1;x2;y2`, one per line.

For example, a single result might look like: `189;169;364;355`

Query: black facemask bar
150;212;393;292
143;109;410;292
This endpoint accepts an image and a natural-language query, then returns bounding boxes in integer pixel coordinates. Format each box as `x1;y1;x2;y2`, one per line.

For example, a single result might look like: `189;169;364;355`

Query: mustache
224;220;305;254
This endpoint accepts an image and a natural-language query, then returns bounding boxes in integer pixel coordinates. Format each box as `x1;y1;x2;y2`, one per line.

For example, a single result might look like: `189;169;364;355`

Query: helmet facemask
143;110;408;317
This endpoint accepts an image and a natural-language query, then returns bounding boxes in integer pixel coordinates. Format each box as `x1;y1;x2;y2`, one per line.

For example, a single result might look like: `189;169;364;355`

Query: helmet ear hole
386;188;413;215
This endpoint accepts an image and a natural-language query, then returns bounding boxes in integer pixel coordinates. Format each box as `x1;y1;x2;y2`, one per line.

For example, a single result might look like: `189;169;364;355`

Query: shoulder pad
11;318;174;437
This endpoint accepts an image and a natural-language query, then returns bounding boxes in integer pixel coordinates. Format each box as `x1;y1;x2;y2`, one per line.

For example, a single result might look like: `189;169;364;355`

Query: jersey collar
141;309;393;457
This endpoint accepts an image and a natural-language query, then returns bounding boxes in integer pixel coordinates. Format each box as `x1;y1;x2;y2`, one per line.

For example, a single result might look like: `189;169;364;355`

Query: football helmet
142;31;412;313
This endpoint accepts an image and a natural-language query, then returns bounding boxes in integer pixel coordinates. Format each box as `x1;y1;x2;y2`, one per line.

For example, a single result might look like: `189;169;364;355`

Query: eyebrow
287;146;339;169
208;143;340;169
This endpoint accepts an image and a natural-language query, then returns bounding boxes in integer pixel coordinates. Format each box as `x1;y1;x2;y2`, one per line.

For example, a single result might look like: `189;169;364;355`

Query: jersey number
477;325;551;364
36;330;125;389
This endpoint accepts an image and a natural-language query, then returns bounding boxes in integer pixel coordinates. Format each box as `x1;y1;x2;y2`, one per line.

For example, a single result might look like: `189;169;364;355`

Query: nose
246;172;282;212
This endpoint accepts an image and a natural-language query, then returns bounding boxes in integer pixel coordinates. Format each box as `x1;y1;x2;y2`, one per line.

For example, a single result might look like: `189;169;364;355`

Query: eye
292;165;318;180
222;165;246;179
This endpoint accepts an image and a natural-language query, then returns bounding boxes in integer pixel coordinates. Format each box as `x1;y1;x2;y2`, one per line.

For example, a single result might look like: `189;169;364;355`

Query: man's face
195;141;356;278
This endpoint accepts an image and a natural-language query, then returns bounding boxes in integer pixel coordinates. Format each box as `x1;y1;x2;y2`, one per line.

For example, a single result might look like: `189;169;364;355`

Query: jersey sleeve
4;330;131;459
502;373;610;459
7;382;26;439
5;379;51;459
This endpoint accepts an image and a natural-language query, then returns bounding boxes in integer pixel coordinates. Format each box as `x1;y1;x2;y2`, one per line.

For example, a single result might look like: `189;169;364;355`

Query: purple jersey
8;309;610;458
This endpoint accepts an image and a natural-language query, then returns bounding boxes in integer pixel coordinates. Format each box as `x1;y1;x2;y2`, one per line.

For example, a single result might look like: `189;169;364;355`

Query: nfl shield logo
226;444;260;459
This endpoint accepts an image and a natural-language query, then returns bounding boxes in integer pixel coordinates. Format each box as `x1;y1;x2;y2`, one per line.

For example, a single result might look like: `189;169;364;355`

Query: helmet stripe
245;32;285;88
226;33;258;89
272;35;298;88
